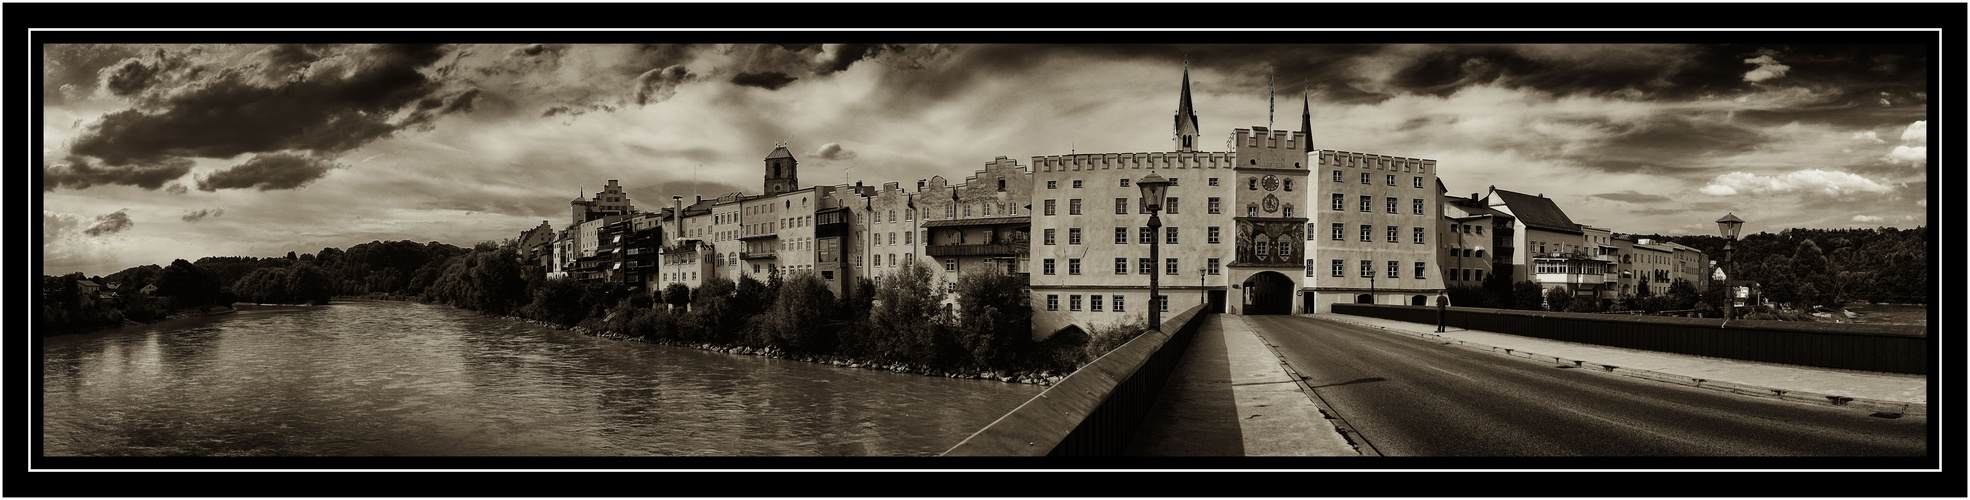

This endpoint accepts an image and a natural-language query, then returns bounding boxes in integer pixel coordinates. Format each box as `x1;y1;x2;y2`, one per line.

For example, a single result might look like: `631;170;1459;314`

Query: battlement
1231;126;1308;152
1315;149;1437;174
1030;150;1234;173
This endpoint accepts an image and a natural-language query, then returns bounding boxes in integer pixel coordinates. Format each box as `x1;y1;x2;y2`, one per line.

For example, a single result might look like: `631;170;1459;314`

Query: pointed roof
765;144;795;160
1174;61;1198;140
1300;88;1315;152
1490;188;1581;234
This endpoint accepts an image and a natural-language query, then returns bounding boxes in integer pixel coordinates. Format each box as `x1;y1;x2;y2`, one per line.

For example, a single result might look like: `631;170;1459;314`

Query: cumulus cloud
1900;120;1926;142
812;142;857;161
182;208;225;223
731;71;798;90
83;209;135;236
632;64;692;106
1741;54;1790;82
43;155;193;191
1852;215;1884;223
1698;169;1891;197
814;44;891;75
196;153;343;191
1851;131;1883;143
1887;145;1926;164
53;44;474;191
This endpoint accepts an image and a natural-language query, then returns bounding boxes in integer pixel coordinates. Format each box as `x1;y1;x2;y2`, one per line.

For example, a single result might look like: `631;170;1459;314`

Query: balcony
741;250;777;260
920;216;1029;228
739;232;778;241
1533;272;1605;285
926;243;1019;257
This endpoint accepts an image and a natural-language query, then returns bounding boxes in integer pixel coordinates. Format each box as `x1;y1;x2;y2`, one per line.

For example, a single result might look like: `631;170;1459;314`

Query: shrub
1082;315;1148;362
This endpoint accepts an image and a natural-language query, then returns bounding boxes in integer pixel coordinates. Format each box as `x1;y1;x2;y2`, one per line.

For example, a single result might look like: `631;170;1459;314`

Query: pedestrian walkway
1125;314;1360;456
1312;314;1929;417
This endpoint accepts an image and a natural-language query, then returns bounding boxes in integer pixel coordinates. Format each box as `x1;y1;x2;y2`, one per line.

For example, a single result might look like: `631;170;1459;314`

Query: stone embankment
503;316;1069;387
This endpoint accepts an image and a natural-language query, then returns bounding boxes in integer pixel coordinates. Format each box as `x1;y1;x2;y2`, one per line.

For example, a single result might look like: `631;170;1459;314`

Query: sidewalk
1311;314;1928;417
1125;315;1361;456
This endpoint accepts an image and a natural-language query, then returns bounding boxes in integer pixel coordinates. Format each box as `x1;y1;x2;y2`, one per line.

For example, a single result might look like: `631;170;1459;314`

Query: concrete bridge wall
1332;304;1928;374
943;304;1209;456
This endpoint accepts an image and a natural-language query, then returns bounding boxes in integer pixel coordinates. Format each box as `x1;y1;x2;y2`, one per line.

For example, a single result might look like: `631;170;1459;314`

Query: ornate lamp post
1716;213;1745;321
1138;171;1171;331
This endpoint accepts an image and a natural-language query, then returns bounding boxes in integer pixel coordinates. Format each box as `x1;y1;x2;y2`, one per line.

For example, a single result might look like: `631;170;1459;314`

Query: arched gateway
1242;271;1295;315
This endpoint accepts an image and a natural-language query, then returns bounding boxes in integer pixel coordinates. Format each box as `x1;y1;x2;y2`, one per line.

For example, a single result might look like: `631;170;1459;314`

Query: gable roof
1491;189;1581;234
765;145;795;160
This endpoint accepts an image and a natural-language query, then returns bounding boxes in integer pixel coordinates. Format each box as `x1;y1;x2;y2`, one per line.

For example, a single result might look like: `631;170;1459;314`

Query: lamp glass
1715;213;1744;240
1137;172;1169;212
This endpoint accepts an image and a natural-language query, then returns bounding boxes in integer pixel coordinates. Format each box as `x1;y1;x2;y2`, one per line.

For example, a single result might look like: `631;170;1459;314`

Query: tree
764;271;838;353
953;268;1032;370
1511;281;1545;311
867;261;952;365
663;283;692;311
155;259;222;309
1544;286;1573;312
1667;278;1702;311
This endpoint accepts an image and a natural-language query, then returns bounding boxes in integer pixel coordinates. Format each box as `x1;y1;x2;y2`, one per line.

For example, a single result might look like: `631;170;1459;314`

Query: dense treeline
1648;226;1929;308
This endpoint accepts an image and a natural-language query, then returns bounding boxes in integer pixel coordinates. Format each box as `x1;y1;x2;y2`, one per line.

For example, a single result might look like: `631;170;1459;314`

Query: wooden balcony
926;243;1019;257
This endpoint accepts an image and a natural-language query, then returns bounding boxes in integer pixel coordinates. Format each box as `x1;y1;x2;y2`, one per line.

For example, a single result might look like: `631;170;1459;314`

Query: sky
40;42;1933;277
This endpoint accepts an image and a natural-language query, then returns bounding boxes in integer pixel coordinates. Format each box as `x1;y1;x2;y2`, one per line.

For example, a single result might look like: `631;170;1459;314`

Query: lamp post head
1716;213;1745;240
1137;171;1171;212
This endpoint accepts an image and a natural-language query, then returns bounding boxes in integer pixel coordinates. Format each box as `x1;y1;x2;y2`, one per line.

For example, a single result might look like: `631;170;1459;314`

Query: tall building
1303;147;1445;312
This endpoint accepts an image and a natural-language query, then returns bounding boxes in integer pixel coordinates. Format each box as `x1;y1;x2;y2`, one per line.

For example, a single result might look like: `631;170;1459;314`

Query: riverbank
503;315;1070;387
40;305;237;338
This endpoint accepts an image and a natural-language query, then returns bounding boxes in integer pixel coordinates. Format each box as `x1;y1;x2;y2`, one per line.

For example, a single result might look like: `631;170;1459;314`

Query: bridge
943;304;1928;457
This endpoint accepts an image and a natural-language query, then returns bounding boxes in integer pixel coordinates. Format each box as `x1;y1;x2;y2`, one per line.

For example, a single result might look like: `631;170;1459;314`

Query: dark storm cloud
196;153;342;191
731;71;798;90
56;44;470;191
182;208;226;223
164;183;189;195
84;209;135;237
815;44;890;74
633;65;693;106
541;101;618;118
43;156;194;191
42;44;140;104
1592;191;1673;204
511;43;561;58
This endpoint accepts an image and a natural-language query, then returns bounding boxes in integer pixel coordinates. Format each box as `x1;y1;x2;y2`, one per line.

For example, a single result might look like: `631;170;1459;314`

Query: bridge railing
1331;304;1928;374
943;304;1208;456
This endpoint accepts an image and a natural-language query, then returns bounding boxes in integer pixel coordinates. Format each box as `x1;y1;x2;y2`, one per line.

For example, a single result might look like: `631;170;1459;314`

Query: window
982;203;992;216
1306;259;1317;277
1047;180;1058;189
1476;249;1486;258
945;259;957;272
1387;174;1397;186
1070;295;1082;311
1069;199;1082;215
1360;195;1372;212
1414;177;1424;188
1139;258;1153;275
1166;227;1179;244
1412;227;1425;244
1333;170;1343;182
1068;228;1082;245
1159;295;1170;312
1208;197;1221;214
906;231;914;244
1248;204;1258;217
1362;260;1374;278
1044;228;1056;245
1332;259;1345;277
889;232;897;245
1209;177;1220;186
1043;259;1056;275
1389;261;1400;278
1069;258;1081;275
1166;258;1179;275
1332;193;1345;211
1388;226;1399;243
1284;179;1293;191
1256;241;1269;256
1115;227;1129;244
1413;198;1425;215
1360;225;1372;242
1209;226;1221;244
946;205;956;218
1475;226;1484;236
1007;204;1016;216
1120;178;1131;188
1361;172;1371;184
1072;180;1083;189
1115;258;1129;274
1090;295;1103;312
1463;268;1472;281
1250;178;1259;190
1474;269;1485;281
1116;198;1129;214
1331;223;1344;240
965;204;973;217
1386;197;1397;214
1166;197;1178;214
1283;205;1293;218
1279;241;1292;256
997;179;1006;192
1114;295;1126;312
1416;262;1427;279
1140;227;1153;244
1208;258;1221;275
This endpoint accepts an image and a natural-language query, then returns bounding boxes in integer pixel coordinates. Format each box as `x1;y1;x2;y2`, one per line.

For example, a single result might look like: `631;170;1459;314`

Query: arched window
1249;178;1259;190
1284;179;1294;191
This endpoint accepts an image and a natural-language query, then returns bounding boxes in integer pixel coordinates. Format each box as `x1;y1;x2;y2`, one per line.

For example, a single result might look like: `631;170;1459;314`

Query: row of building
519;64;1711;340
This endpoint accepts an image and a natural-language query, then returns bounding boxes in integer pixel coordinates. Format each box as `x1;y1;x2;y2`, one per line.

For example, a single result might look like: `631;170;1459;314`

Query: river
39;299;1043;457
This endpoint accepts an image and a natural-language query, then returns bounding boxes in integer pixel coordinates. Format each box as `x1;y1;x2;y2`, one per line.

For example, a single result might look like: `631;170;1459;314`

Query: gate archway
1242;271;1295;315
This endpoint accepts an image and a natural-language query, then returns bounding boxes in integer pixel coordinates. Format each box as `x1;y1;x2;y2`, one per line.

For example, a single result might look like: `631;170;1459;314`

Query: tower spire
1174;58;1199;152
1268;65;1275;130
1301;83;1315;153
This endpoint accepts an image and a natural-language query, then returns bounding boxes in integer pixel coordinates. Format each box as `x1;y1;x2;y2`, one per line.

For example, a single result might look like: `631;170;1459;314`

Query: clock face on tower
1262;194;1280;213
1261;175;1279;192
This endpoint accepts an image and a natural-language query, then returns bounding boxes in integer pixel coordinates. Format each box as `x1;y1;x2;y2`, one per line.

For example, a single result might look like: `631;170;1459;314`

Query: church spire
1300;84;1315;153
1174;59;1200;152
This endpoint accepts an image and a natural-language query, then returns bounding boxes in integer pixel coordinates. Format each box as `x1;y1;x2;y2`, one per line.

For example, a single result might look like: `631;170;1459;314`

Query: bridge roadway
1124;313;1928;456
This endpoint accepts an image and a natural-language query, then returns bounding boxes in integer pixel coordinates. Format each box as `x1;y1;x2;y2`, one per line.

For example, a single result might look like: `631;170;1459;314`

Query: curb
1312;315;1928;419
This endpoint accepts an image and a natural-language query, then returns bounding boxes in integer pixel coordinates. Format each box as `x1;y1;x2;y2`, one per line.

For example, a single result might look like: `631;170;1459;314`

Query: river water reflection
40;299;1042;457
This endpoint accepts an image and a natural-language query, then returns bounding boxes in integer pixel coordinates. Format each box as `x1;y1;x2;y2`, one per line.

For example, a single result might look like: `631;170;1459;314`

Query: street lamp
1716;212;1745;321
1138;171;1171;331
